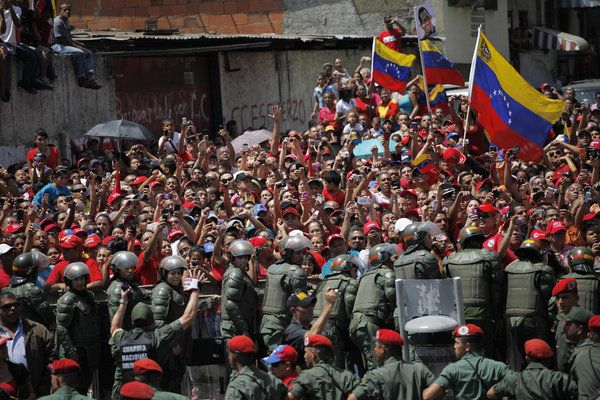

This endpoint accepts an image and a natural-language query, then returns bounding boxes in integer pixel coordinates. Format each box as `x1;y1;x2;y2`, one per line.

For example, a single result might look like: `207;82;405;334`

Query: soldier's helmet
63;262;90;286
568;246;595;272
284;235;312;253
514;238;544;261
110;251;139;275
402;223;423;246
369;243;398;267
330;254;352;273
458;226;486;248
159;255;188;275
12;251;49;277
228;240;255;257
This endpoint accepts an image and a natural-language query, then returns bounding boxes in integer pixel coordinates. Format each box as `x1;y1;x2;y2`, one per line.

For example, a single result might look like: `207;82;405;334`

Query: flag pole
417;40;433;119
461;25;482;153
368;38;376;122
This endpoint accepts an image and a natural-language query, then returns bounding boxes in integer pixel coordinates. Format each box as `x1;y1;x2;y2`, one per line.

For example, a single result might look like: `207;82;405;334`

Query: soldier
311;254;359;368
38;359;93;400
553;278;581;372
487;338;577;399
109;269;203;397
3;251;55;330
289;334;357;400
564;247;600;313
349;243;397;372
423;324;509;400
561;306;593;372
260;235;309;352
224;335;287;400
444;226;504;358
151;255;189;393
131;359;187;400
570;315;600;399
261;345;300;389
106;251;148;330
394;222;441;279
220;240;259;341
504;238;556;370
348;329;435;400
55;262;100;395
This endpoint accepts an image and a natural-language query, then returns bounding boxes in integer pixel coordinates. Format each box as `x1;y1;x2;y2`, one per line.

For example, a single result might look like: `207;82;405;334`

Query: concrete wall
0;55;116;166
219;49;365;131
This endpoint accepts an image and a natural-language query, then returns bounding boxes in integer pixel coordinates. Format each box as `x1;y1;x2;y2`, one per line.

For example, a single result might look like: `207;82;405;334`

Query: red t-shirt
322;187;345;205
377;28;404;53
0;269;10;289
209;262;225;283
27;146;60;169
318;107;339;131
46;258;102;285
483;232;518;267
135;253;160;286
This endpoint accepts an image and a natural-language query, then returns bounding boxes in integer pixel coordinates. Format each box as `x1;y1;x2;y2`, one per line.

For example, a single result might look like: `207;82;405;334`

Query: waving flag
420;40;464;86
412;153;437;174
468;31;565;161
428;84;449;114
372;38;416;92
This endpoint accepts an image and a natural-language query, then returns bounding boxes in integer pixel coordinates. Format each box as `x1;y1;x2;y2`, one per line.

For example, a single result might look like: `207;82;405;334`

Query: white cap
0;244;14;256
288;230;305;237
394;218;412;234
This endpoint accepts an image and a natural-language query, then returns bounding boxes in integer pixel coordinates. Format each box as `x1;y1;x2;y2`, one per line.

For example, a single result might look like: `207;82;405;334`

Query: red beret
589;315;600;331
120;381;155;400
524;339;553;359
453;324;484;338
375;329;404;347
552;278;577;297
48;359;80;374
132;358;163;375
304;334;333;349
228;335;256;354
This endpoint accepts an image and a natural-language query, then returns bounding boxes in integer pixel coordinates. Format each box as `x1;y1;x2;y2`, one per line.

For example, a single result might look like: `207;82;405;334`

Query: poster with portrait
414;1;437;40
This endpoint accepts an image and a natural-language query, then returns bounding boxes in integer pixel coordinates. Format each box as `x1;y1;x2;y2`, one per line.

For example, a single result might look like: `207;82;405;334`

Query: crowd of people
0;12;600;400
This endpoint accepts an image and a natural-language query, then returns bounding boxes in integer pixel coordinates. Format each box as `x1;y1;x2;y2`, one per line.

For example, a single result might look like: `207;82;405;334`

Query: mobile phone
301;192;310;201
161;209;170;220
357;196;372;206
66;196;73;202
582;99;589;107
316;194;323;204
182;117;188;125
410;121;418;132
163;194;171;200
163;129;168;136
242;143;249;152
515;216;526;226
31;223;40;230
173;204;181;212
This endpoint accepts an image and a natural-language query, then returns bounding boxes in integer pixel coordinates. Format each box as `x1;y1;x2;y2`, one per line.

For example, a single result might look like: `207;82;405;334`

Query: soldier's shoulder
107;280;123;292
153;390;188;400
152;282;172;295
57;290;78;304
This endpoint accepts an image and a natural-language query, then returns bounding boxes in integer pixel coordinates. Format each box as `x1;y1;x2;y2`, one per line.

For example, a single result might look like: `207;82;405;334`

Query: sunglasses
548;152;562;157
71;188;86;193
221;178;232;184
1;302;19;310
269;361;282;368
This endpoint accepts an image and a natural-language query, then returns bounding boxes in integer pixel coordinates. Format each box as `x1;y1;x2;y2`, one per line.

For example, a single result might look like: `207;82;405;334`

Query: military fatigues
570;342;600;399
55;290;100;395
289;360;357;400
561;272;600;314
311;271;358;368
106;279;148;330
260;260;307;352
3;278;55;330
444;248;504;358
151;281;189;393
152;388;188;400
349;265;396;372
220;265;259;339
224;365;287;400
394;247;441;280
504;259;555;370
556;320;576;372
109;320;185;397
565;338;593;373
434;351;509;400
491;361;577;399
351;355;435;400
37;386;94;400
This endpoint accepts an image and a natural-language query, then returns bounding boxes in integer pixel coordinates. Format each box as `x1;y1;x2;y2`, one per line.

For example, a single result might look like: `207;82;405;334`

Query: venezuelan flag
372;39;416;92
429;84;449;114
411;154;437;174
469;31;565;161
420;40;465;86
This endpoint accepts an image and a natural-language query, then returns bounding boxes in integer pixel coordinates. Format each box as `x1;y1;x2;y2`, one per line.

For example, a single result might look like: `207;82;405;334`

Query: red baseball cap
400;189;418;199
524;339;553;359
477;203;499;215
304;334;333;349
326;234;345;246
546;220;566;235
261;344;298;365
43;223;60;233
441;148;466;165
282;208;300;218
107;192;125;205
84;235;102;249
364;221;381;235
168;230;185;242
375;329;404;347
530;230;549;242
131;176;148;186
59;235;84;249
248;236;268;248
228;335;256;354
3;223;24;235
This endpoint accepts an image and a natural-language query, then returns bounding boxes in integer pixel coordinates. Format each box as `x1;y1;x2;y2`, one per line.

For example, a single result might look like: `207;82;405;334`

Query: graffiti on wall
229;98;307;130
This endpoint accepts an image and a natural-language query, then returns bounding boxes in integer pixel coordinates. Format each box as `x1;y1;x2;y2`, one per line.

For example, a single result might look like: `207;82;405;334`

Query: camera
506;146;520;157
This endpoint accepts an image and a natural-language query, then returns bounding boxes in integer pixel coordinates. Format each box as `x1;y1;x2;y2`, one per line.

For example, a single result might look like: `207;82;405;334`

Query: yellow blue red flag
429;84;449;114
469;31;565;161
420;40;464;86
372;38;416;92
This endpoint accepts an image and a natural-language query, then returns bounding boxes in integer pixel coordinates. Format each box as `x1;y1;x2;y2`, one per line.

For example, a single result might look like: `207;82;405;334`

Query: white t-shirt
1;6;22;45
158;131;182;154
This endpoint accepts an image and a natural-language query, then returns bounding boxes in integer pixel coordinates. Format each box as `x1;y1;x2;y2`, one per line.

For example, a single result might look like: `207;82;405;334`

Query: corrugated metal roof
559;0;600;7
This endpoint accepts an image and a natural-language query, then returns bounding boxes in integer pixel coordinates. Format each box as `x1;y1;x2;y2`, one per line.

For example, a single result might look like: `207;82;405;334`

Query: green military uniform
260;260;307;352
561;271;600;314
3;278;55;330
570;342;600;399
225;365;287;400
151;385;188;400
350;355;435;400
349;265;396;371
106;279;148;330
55;289;100;394
38;386;94;400
109;319;185;397
434;351;509;400
555;320;576;372
444;248;504;357
311;271;358;368
565;338;593;372
220;264;259;339
491;361;577;399
289;360;357;399
394;247;441;279
504;258;555;370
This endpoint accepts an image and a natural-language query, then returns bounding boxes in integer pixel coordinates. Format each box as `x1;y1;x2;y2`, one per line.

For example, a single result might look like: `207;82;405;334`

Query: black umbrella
84;119;155;141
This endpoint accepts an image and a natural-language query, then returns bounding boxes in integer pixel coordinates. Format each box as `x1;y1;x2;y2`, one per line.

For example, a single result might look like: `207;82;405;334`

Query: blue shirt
35;264;55;288
32;183;71;211
0;319;27;368
321;250;361;278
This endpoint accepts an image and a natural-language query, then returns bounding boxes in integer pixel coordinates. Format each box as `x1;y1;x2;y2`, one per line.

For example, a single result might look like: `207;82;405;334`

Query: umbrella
231;129;272;154
352;138;400;159
84;119;155;141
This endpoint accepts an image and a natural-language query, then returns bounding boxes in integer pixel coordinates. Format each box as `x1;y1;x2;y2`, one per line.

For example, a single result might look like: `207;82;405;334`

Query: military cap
131;303;153;324
132;358;162;375
552;278;578;297
559;306;593;326
525;339;554;359
375;329;404;347
287;291;316;309
120;381;155;400
304;334;333;349
48;359;80;374
228;335;256;354
588;315;600;331
453;324;484;338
